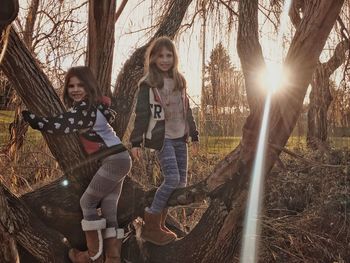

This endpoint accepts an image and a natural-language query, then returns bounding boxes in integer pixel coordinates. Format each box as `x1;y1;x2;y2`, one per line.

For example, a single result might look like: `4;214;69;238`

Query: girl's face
67;76;87;103
155;47;174;76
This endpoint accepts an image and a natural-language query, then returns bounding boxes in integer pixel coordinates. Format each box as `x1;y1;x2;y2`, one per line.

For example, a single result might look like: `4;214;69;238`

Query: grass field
1;110;350;153
200;135;350;154
0;111;14;143
0;111;42;144
0;110;15;122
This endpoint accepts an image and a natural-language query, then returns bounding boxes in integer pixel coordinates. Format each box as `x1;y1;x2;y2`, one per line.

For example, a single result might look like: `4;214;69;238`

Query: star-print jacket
129;81;199;151
22;96;123;155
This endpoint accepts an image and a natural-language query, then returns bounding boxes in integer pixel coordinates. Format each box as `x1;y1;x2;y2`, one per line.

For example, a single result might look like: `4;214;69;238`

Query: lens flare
240;0;293;262
258;63;289;93
61;179;69;187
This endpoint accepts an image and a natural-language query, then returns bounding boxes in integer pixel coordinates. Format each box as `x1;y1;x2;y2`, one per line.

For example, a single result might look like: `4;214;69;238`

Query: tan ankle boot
68;219;106;263
161;208;177;239
103;228;123;263
141;210;176;245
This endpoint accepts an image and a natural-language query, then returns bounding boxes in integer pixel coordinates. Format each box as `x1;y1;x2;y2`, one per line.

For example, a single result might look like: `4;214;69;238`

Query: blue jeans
149;138;188;213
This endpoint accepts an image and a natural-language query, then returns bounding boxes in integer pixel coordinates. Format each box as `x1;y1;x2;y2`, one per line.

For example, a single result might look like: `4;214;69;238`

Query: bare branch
115;0;128;23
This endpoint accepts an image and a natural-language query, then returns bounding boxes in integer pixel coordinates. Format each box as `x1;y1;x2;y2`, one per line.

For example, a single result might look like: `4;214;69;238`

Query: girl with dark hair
22;66;131;263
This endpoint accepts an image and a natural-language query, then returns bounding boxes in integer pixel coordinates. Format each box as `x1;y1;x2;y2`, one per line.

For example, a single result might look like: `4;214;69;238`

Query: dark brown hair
142;36;186;91
62;66;102;108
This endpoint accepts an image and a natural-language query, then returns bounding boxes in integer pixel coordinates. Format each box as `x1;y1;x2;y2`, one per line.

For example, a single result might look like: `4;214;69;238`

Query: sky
112;0;294;104
15;0;295;104
17;0;344;105
113;0;214;104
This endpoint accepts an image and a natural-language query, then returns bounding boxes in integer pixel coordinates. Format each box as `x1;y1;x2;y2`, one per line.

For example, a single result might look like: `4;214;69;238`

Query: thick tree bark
236;0;265;111
86;0;116;95
307;39;349;149
0;186;19;263
0;185;69;262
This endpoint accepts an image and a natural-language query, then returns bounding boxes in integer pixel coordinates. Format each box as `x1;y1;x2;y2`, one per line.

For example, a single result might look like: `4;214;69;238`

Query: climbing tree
0;0;346;262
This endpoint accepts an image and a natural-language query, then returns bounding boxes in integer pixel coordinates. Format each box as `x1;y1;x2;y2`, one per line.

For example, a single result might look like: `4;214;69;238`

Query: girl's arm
186;97;199;142
129;84;151;147
22;101;96;135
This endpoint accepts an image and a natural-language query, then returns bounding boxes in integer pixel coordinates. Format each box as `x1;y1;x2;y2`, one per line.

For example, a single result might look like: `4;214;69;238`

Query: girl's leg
99;156;130;263
174;139;188;188
100;177;125;229
70;152;131;263
149;138;180;214
80;152;131;222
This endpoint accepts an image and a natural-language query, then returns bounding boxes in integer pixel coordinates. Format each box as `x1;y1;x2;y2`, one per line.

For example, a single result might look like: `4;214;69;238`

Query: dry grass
260;149;350;262
0;135;62;195
0;131;349;262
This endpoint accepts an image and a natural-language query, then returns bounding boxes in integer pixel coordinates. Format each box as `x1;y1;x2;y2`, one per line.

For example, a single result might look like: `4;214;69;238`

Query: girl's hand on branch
131;147;142;161
191;141;199;156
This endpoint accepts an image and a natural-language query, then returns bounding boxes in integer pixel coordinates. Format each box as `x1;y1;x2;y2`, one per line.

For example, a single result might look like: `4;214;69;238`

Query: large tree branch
87;0;116;95
0;184;69;262
289;0;304;28
237;0;265;111
323;38;349;75
23;0;39;49
114;0;128;23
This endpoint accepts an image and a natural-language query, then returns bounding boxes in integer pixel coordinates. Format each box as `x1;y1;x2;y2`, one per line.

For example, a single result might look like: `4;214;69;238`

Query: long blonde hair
141;36;186;91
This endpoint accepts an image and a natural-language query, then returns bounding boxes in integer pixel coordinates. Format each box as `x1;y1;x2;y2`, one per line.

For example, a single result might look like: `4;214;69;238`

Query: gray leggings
80;150;131;228
149;138;188;213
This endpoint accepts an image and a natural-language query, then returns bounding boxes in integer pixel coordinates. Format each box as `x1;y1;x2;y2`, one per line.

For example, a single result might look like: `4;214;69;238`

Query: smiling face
155;47;174;76
67;76;87;103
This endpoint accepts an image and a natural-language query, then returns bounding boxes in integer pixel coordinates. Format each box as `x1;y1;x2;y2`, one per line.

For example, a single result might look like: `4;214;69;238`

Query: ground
0;137;349;262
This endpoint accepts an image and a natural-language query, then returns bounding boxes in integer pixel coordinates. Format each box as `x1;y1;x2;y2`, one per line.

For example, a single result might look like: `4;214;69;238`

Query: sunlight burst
258;62;289;93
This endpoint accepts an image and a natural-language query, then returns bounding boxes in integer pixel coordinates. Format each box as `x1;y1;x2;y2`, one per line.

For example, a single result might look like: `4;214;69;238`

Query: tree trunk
86;0;116;95
307;39;349;149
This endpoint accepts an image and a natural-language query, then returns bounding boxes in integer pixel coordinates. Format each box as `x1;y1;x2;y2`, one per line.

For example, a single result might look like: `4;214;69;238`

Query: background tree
329;81;350;131
202;42;246;136
290;1;350;149
307;37;349;149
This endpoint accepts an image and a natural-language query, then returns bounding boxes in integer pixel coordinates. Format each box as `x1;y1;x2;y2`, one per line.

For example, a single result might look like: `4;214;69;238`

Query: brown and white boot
68;218;106;263
161;208;177;239
141;209;176;245
103;227;124;263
